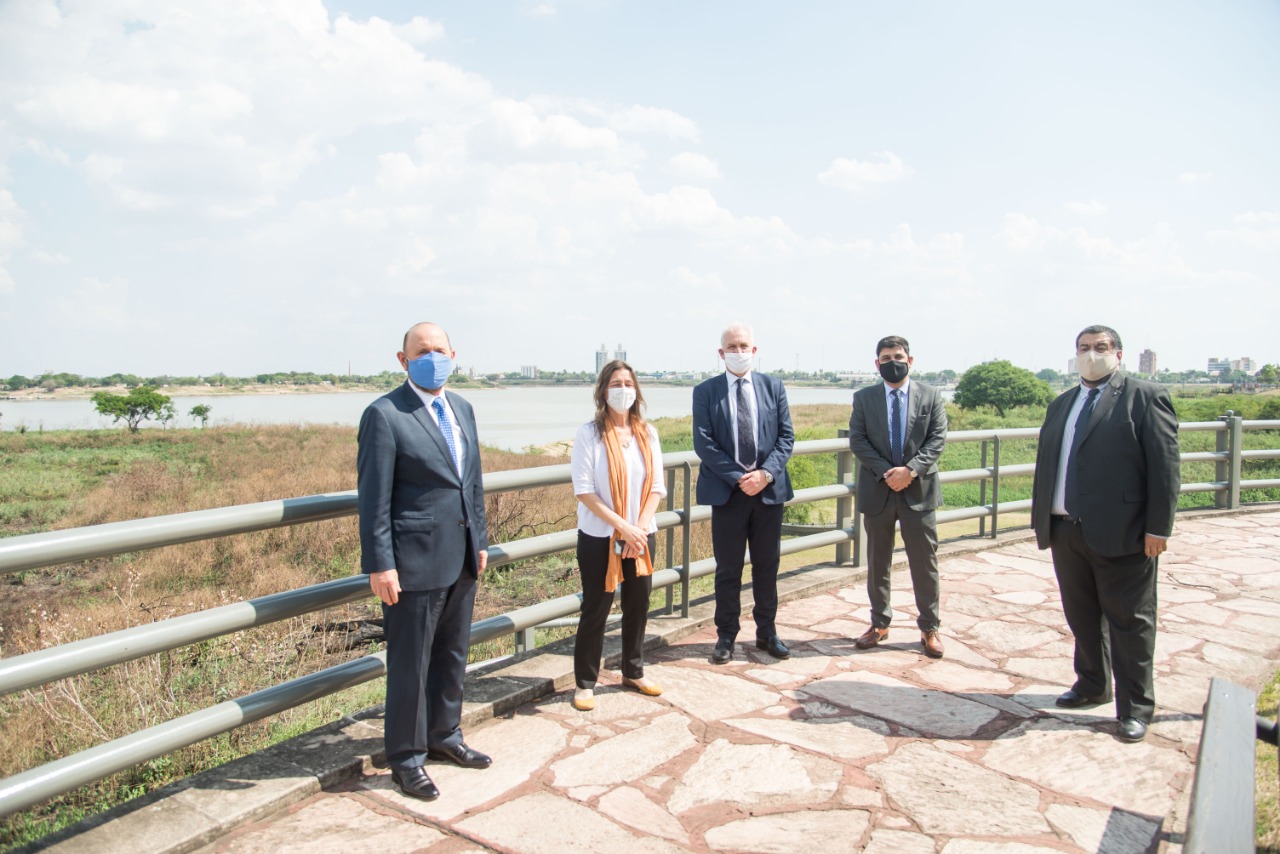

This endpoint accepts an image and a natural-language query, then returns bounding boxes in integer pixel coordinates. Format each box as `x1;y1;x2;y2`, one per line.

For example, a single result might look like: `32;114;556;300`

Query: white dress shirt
725;370;760;470
1051;384;1095;516
407;381;467;478
572;422;667;538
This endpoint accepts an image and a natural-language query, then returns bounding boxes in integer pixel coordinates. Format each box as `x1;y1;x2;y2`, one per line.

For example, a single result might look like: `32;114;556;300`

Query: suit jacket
848;380;948;516
1031;373;1180;557
692;372;795;506
357;383;489;591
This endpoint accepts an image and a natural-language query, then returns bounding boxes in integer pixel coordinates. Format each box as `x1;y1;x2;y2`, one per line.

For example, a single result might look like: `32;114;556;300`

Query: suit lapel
1076;374;1123;448
717;373;734;437
904;383;922;452
406;386;462;485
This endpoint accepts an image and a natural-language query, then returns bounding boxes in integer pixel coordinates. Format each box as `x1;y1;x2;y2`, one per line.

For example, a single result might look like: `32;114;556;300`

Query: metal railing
0;415;1277;818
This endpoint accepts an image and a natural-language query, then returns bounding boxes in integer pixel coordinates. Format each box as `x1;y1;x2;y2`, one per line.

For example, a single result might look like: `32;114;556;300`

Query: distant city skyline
1;2;1276;377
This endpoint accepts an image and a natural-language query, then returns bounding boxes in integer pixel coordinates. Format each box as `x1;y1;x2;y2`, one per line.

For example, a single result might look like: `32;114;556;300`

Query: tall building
1234;357;1256;373
1066;358;1078;377
520;365;538;379
595;343;627;373
1138;349;1157;375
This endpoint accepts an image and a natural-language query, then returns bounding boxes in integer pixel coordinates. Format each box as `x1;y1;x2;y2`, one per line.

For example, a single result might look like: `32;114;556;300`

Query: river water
0;386;859;451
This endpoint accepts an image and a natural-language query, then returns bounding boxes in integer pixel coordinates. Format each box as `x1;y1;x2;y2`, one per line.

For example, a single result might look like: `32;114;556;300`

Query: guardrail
1183;677;1275;854
0;415;1277;819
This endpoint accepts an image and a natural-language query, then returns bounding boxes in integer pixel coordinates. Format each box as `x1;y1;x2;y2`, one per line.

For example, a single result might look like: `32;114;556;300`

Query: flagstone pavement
42;510;1280;854
190;510;1280;854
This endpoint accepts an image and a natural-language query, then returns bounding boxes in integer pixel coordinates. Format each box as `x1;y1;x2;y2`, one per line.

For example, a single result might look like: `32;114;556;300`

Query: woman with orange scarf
568;360;667;711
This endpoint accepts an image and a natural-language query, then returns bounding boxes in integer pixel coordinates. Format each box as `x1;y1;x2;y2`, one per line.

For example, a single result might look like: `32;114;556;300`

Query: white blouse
571;421;667;538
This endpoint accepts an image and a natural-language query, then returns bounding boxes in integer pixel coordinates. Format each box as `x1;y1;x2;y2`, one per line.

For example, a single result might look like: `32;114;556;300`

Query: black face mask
878;360;909;384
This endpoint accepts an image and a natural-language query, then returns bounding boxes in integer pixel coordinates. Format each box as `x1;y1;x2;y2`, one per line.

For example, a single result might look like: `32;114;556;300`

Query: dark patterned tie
432;397;461;477
1064;387;1100;517
890;389;904;466
736;378;756;469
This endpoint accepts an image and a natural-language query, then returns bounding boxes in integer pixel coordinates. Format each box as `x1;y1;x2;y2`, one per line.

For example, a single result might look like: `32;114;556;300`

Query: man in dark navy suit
358;321;491;801
693;323;795;664
1032;324;1180;743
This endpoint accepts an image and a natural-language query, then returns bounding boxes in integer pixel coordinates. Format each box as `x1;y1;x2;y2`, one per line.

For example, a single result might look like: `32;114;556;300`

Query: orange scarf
602;419;655;592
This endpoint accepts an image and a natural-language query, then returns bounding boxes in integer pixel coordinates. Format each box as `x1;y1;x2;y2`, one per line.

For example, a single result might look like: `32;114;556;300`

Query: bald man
358;322;491;801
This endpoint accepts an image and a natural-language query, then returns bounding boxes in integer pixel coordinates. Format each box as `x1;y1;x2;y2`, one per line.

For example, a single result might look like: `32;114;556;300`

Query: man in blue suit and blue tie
693;323;795;664
357;322;491;802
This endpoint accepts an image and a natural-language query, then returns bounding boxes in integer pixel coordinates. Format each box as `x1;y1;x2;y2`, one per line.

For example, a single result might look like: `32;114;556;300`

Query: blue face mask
407;351;453;390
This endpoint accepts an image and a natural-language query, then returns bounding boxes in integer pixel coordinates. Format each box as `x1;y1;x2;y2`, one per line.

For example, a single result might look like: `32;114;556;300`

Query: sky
0;0;1277;379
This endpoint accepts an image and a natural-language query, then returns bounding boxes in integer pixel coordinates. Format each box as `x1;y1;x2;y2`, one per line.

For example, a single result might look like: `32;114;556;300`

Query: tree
189;403;212;427
1036;368;1062;384
92;387;173;433
1257;364;1279;386
954;361;1054;416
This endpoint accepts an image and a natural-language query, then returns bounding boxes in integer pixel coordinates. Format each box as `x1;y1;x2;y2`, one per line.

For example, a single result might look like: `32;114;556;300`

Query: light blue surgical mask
407;352;453;390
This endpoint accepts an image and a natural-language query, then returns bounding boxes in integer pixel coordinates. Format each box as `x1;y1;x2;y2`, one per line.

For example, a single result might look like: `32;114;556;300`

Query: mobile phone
613;539;624;555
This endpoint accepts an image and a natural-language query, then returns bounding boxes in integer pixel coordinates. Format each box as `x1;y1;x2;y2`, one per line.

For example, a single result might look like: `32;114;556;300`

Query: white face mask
1076;350;1119;382
723;351;754;375
606;386;637;414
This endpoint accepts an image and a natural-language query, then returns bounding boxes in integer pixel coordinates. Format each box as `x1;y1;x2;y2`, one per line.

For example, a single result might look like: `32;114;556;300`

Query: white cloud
1064;200;1107;216
394;15;445;44
526;4;557;17
668;152;721;182
1207;211;1280;250
818;151;912;191
1177;171;1214;184
608;106;700;141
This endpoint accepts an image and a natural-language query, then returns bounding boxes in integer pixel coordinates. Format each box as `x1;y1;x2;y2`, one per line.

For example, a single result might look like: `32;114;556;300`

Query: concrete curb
24;505;1273;852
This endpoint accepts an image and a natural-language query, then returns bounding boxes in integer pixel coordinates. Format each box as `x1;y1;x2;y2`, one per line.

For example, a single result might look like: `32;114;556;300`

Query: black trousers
711;488;784;641
381;563;476;773
1050;517;1158;722
863;493;941;631
574;531;655;689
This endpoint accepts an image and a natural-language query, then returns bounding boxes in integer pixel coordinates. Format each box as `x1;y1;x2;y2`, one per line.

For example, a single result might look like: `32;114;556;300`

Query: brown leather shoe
854;626;889;650
921;630;944;659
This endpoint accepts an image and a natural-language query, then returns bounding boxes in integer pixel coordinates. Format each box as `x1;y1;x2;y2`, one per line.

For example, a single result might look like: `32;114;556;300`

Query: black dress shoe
427;742;492;769
391;766;440;801
1117;717;1149;742
711;637;734;664
1055;689;1111;709
755;635;790;659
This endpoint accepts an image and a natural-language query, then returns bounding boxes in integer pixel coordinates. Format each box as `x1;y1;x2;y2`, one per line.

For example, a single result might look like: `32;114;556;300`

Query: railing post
1215;412;1234;509
990;435;1001;538
1227;412;1243;509
835;429;853;565
514;627;535;654
681;461;692;619
851;465;862;568
664;468;676;615
978;440;988;537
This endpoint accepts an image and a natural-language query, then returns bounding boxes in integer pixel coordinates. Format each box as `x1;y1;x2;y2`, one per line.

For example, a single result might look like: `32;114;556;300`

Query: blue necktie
890;389;904;466
1064;387;1100;517
736;378;756;468
432;398;461;476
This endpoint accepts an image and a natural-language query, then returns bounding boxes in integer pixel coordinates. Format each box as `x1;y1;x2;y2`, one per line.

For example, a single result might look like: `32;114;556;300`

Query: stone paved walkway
190;512;1280;853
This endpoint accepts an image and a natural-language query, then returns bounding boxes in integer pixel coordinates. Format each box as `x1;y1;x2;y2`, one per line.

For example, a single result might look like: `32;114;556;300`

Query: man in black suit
1031;324;1180;743
358;321;491;801
848;335;948;658
693;323;795;664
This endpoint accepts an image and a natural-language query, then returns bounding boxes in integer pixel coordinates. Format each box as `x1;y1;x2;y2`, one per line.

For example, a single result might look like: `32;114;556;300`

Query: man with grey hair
1031;324;1180;743
693;323;795;664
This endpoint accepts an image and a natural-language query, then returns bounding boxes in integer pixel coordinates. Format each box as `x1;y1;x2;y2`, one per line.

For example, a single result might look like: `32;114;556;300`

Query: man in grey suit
1031;324;1180;743
358;321;491;801
693;323;795;664
848;335;948;658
